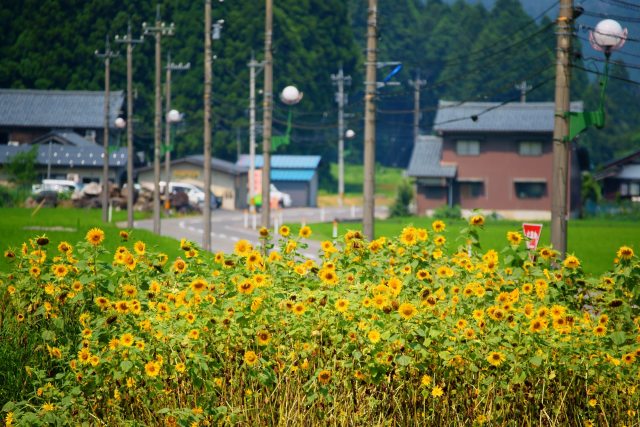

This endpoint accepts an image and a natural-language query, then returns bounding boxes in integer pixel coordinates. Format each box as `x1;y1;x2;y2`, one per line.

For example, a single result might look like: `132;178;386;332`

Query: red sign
522;223;543;251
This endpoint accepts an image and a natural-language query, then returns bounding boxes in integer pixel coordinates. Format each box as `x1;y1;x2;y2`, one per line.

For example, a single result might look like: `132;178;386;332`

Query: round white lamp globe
591;19;627;52
167;109;181;123
115;117;126;129
281;85;303;105
345;129;355;139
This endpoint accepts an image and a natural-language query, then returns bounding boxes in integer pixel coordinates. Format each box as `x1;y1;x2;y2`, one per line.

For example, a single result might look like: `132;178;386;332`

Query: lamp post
164;109;181;193
115;117;126;149
342;129;355;206
551;15;627;255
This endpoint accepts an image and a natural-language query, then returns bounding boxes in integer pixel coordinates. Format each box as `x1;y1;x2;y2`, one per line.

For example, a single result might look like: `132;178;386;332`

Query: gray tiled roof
406;135;457;178
31;130;100;148
136;155;247;175
433;100;584;133
0;144;127;168
0;89;124;128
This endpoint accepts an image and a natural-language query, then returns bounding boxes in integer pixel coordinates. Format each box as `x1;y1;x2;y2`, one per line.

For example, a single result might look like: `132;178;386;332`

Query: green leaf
529;356;543;367
610;331;626;346
120;360;133;372
396;355;411;366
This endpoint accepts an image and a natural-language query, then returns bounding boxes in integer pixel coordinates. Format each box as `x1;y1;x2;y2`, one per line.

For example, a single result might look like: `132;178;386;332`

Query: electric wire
573;62;640;85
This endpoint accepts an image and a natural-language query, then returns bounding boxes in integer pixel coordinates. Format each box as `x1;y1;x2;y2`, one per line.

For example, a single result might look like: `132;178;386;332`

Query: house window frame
456;140;480;156
518;141;543;156
514;179;547;199
458;179;485;198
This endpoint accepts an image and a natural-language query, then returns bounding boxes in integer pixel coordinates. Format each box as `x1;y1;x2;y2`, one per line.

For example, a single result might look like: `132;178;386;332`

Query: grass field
0;207;182;272
302;217;640;277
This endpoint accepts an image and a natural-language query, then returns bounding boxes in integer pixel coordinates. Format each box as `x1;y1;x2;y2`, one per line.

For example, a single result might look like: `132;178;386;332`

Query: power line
581;9;640;23
597;0;640;10
573;63;640;86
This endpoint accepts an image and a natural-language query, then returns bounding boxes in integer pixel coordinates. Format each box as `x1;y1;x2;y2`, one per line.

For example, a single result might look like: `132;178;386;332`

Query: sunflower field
1;218;639;426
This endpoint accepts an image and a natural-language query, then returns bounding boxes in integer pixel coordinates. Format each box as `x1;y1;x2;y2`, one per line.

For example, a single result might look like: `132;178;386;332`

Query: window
519;141;543;156
515;181;546;199
456;140;480;156
421;186;446;199
459;181;484;198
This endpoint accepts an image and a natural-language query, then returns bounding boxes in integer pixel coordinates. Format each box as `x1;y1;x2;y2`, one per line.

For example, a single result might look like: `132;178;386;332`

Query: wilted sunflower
487;351;506;367
86;228;105;246
119;230;129;241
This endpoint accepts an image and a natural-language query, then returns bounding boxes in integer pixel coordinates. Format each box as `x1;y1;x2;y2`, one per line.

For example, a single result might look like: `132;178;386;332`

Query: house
236;154;321;207
0;89;127;185
136;155;248;210
593;149;640;202
407;100;584;220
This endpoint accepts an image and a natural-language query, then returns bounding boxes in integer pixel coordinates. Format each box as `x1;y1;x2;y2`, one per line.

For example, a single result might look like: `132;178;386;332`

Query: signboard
522;223;543;251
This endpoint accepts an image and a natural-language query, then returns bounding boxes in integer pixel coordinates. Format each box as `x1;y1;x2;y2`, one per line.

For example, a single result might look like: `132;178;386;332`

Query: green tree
4;147;38;188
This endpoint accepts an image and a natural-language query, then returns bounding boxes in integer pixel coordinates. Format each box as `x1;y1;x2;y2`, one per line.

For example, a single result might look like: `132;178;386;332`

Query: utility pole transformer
332;68;351;207
363;0;378;240
143;6;175;236
551;0;573;256
95;36;119;223
261;0;274;228
115;22;144;230
408;71;426;145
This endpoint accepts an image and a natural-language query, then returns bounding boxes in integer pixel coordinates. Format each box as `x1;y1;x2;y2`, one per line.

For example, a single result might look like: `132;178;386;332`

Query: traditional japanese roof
0;89;124;129
0;144;127;168
406;135;457;178
136;155;247;175
593;149;640;181
433;100;584;133
31;130;100;148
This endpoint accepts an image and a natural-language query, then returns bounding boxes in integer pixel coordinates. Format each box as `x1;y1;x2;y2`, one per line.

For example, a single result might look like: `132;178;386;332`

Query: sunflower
529;318;548;333
416;269;431;281
469;215;485;226
617;246;635;260
29;266;41;278
86;228;105;246
319;268;339;286
144;360;161;377
188;329;199;340
622;353;636;365
172;258;187;274
95;296;110;309
436;266;453;278
279;225;290;237
190;278;208;294
321;240;336;252
506;231;523;245
432;220;446;232
400;226;418;246
122;284;137;298
299;226;312;238
234;239;252;256
292;302;306;316
52;264;68;278
335;298;350;313
398;302;417;320
119;230;129;241
120;333;134;347
463;328;476;340
175;362;186;373
237;279;255;295
57;241;72;253
486;351;506;366
78;348;91;364
593;325;607;337
368;329;381;343
317;369;331;385
563;255;580;269
538;247;555;260
522;283;533;294
434;235;446;246
214;251;225;264
244;351;259;366
256;330;272;346
134;241;146;255
246;251;264;270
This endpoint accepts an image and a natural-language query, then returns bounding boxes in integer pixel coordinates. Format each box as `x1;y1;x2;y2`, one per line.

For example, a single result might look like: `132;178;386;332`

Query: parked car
32;179;83;194
160;181;222;209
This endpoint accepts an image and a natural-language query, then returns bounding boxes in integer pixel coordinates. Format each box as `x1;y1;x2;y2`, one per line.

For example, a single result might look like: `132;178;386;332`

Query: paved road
128;205;388;257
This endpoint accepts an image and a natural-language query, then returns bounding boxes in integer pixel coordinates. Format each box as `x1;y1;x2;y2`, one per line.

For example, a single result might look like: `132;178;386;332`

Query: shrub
432;203;462;219
389;179;413;218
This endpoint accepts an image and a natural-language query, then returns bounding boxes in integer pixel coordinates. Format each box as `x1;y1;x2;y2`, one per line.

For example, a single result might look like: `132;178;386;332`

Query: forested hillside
0;0;637;173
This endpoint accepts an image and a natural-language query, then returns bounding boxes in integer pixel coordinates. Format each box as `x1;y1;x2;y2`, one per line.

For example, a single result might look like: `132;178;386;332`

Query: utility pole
95;36;119;223
363;0;378;240
408;71;426;145
115;21;144;230
248;54;264;214
551;0;573;256
143;5;175;236
515;80;532;103
164;53;190;185
203;0;212;251
332;68;351;207
261;0;274;228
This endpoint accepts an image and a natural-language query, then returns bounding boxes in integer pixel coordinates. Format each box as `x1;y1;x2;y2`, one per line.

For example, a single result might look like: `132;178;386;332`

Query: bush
432;203;462;219
389;179;413;218
1;223;639;425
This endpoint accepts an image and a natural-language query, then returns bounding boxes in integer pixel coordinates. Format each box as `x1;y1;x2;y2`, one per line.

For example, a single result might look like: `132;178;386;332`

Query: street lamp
164;109;181;199
115;117;126;150
339;129;355;207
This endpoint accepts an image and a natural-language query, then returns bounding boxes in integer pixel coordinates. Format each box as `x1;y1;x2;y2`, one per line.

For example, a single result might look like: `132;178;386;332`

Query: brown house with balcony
407;100;584;220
